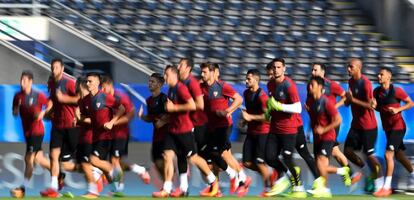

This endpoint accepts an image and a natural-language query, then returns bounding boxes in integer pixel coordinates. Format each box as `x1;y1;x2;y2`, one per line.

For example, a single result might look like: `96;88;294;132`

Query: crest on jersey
317;105;321;112
322;88;326;94
355;89;359;94
213;91;218;97
29;98;33;106
279;91;284;97
96;102;101;108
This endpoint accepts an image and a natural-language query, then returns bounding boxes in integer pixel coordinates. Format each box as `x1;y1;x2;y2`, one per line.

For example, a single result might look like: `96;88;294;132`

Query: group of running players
10;57;414;198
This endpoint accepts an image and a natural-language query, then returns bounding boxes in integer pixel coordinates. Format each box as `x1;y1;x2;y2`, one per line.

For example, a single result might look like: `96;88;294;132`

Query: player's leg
296;126;318;178
363;129;383;193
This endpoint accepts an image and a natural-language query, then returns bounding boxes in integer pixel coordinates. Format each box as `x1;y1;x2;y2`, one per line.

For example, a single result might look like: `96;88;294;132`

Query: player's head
100;75;114;95
164;65;179;87
311;62;326;78
200;62;215;83
347;58;362;77
245;69;260;89
308;76;325;97
51;58;64;80
149;73;164;92
86;72;101;94
266;61;275;80
177;58;194;80
377;67;392;85
76;76;89;96
20;70;33;91
271;57;286;79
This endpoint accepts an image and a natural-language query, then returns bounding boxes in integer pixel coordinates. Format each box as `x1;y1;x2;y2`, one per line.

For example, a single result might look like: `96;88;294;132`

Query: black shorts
50;127;80;161
344;128;377;156
296;126;309;150
193;125;210;161
151;141;165;162
92;140;111;160
76;143;93;163
164;132;197;157
243;134;268;163
111;138;129;158
385;129;406;151
314;141;335;157
265;133;297;158
207;126;232;154
25;135;44;153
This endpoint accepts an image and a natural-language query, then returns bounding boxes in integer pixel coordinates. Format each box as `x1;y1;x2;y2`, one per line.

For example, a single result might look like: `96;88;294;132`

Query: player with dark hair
85;72;126;197
41;59;80;197
11;71;51;198
152;65;219;198
344;58;383;193
306;76;352;197
372;67;414;197
138;73;169;180
200;62;252;196
264;58;305;197
100;76;150;196
309;63;354;187
239;69;272;195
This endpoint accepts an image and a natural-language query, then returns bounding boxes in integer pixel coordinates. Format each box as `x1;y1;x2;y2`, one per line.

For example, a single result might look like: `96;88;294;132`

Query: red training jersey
167;82;194;134
182;75;208;126
90;90;120;141
307;95;338;143
112;90;134;139
243;88;270;134
78;94;93;144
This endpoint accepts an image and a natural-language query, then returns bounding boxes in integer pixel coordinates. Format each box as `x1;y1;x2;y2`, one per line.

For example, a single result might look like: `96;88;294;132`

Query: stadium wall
356;0;414;51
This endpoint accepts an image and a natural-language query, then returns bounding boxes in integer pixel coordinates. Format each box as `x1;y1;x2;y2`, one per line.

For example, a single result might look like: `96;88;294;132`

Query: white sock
225;166;236;179
163;181;173;193
130;164;146;175
23;178;30;188
88;182;98;195
336;167;346;175
179;173;188;192
51;176;58;190
383;176;392;190
374;177;384;191
238;169;247;183
206;172;216;184
118;183;125;192
92;170;101;182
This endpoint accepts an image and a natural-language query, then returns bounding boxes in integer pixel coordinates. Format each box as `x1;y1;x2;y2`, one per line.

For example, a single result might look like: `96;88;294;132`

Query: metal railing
46;0;169;72
0;19;83;76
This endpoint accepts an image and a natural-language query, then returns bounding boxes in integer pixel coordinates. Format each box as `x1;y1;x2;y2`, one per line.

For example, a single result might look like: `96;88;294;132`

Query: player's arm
241;109;267;122
165;97;196;112
138;105;153;122
12;95;19;116
388;90;414;114
104;104;125;130
315;113;342;135
154;114;170;128
55;90;80;104
335;91;347;108
346;91;374;109
223;92;243;115
114;106;135;126
194;95;204;111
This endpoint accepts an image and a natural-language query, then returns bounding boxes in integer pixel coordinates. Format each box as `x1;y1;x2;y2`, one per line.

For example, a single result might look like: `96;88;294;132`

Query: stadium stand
1;0;414;83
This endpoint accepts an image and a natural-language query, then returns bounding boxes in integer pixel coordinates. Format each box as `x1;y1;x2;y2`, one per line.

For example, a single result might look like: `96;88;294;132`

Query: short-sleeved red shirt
90;91;120;141
307;95;338;143
243;88;270;134
201;80;237;129
47;76;77;129
167;82;194;134
182;75;208;126
267;77;300;134
374;84;408;131
13;90;48;137
78;94;93;144
348;75;377;130
112;90;134;139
